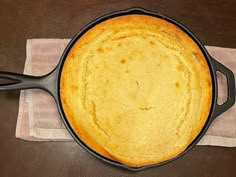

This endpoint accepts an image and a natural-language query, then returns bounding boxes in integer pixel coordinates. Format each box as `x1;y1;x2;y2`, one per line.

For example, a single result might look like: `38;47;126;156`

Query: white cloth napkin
15;39;236;146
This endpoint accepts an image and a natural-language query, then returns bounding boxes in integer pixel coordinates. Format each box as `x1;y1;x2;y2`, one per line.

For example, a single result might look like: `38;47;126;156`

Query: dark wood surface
0;0;235;176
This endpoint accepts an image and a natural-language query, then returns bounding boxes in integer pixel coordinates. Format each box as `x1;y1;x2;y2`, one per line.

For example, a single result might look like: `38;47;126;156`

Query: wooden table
0;0;235;176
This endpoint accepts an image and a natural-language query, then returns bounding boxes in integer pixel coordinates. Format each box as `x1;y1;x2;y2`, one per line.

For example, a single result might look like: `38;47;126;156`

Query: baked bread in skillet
60;14;212;167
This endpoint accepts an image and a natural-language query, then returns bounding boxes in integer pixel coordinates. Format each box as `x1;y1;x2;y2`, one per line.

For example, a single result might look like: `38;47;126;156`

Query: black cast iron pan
0;7;235;171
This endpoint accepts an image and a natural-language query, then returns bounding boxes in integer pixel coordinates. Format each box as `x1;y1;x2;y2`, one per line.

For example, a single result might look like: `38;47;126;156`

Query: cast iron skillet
0;7;235;171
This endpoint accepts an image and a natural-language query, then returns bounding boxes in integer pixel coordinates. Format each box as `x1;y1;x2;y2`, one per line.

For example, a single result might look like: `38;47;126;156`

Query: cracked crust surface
60;15;212;167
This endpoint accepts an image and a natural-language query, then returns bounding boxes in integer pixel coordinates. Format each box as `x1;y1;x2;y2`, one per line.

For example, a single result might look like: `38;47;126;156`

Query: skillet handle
211;57;235;119
0;68;58;97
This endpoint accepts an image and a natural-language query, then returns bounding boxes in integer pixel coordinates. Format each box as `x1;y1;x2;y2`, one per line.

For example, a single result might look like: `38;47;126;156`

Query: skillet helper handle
211;57;235;119
0;69;58;96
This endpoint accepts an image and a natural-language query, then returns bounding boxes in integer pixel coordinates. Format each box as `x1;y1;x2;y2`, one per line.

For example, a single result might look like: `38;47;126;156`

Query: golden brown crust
60;14;212;167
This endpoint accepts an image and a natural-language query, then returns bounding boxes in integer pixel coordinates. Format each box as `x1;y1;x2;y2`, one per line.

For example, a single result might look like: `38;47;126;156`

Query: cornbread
60;15;212;167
